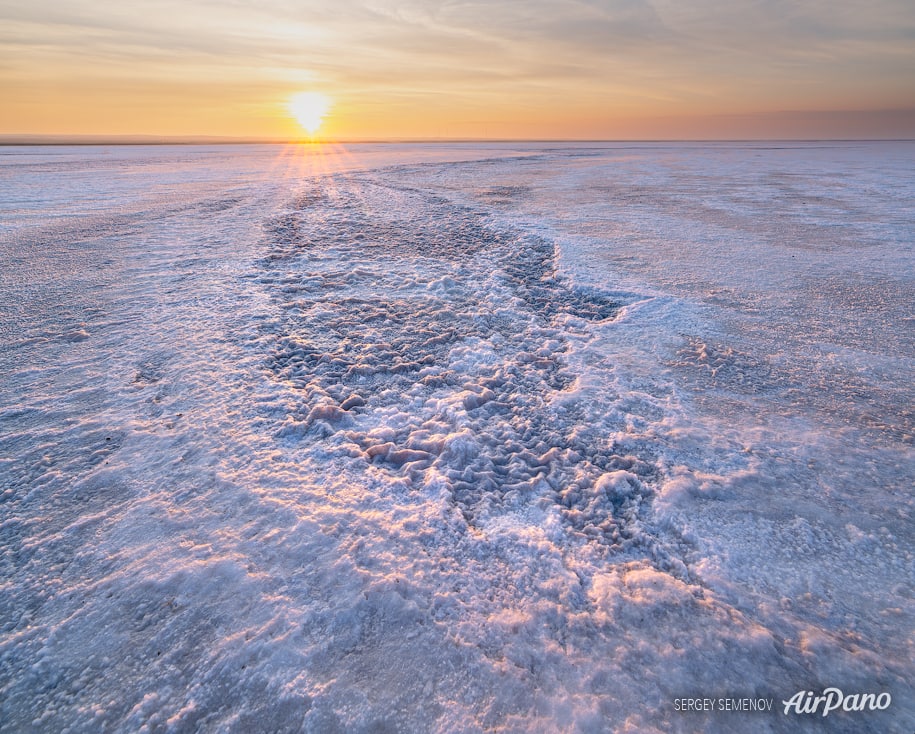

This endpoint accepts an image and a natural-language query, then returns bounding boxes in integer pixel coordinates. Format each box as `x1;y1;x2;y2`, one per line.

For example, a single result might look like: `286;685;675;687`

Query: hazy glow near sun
288;91;331;136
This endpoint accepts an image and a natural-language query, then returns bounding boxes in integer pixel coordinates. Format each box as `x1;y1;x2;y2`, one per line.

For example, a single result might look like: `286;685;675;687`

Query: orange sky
2;0;914;140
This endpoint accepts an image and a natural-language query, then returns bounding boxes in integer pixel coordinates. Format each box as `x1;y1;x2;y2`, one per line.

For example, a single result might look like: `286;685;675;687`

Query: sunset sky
2;0;914;140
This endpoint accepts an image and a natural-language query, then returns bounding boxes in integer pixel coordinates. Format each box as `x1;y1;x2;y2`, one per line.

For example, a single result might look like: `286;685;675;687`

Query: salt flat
1;142;912;732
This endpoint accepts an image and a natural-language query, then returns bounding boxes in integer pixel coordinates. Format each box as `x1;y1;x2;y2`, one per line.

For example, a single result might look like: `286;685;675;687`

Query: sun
288;92;331;137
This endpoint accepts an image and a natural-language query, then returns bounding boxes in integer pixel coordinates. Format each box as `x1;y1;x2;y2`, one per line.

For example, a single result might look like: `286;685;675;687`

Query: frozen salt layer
1;142;913;733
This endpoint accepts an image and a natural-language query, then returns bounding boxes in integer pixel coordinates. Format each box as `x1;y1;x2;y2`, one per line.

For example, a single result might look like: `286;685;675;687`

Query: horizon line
2;134;915;146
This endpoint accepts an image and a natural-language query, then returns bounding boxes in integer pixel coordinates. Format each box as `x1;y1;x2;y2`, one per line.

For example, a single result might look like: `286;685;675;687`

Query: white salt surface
1;142;912;732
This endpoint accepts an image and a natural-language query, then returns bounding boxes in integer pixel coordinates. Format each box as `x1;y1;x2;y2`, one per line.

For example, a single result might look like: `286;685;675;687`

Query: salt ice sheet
1;142;912;732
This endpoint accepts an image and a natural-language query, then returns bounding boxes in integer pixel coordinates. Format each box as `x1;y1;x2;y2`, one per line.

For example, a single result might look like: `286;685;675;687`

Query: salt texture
1;142;912;732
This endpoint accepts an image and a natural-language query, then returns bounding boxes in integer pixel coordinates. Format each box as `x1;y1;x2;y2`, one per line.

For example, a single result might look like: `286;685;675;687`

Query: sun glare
288;92;331;137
